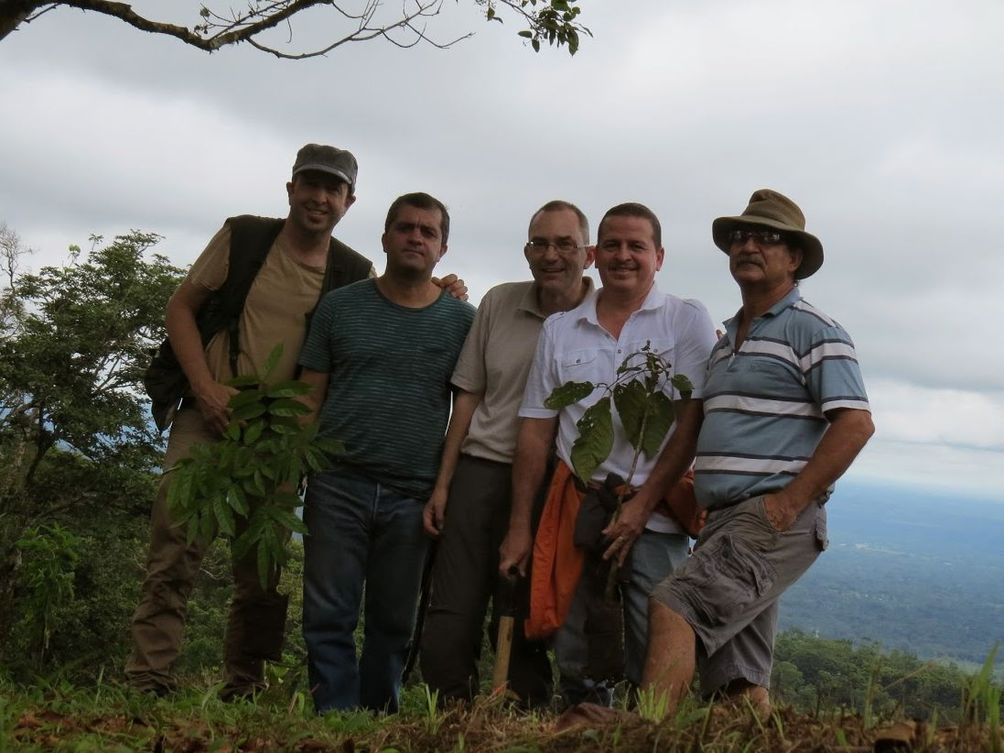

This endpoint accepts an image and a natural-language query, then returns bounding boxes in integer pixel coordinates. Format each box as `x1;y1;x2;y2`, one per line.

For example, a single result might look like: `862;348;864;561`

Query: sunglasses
728;229;785;246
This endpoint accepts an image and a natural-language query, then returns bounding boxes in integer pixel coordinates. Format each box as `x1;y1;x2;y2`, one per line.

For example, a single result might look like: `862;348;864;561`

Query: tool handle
492;615;515;691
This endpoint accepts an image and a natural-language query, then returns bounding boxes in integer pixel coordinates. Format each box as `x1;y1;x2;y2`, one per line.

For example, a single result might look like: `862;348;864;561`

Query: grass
3;675;1003;752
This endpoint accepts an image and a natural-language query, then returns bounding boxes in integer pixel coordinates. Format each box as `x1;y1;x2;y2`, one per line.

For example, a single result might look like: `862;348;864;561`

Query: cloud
1;0;1002;495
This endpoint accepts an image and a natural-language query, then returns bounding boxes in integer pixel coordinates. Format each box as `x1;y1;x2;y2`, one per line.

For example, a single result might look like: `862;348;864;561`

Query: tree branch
1;0;585;56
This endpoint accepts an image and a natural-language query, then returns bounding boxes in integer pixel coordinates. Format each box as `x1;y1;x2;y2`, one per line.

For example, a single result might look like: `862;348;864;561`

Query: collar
578;281;664;326
520;277;596;319
723;286;802;342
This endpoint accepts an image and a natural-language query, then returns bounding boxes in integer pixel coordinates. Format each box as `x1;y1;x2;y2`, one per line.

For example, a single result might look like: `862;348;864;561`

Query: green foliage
613;381;672;459
506;0;590;55
543;380;593;410
772;630;1001;722
568;396;613;484
14;524;82;666
545;342;693;485
167;344;343;588
0;229;182;652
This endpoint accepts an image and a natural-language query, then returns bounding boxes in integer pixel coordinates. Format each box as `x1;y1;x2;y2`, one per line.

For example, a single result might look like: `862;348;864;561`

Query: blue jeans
302;467;430;713
554;529;689;702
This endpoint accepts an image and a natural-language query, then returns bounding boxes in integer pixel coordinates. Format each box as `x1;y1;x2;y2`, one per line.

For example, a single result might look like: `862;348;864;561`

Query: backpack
143;215;371;432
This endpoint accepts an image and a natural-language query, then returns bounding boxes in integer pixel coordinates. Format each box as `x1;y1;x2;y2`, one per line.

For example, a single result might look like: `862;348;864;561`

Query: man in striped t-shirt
646;190;874;714
298;192;475;714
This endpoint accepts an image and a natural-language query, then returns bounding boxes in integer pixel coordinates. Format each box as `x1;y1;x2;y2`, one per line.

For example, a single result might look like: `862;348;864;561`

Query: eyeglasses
728;229;785;246
525;239;585;254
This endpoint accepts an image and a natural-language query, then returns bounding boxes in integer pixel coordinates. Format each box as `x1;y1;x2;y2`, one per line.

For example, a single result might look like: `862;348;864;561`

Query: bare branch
2;0;587;57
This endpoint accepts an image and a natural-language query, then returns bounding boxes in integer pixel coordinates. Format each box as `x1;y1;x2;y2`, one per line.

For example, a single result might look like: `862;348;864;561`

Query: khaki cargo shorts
650;494;827;695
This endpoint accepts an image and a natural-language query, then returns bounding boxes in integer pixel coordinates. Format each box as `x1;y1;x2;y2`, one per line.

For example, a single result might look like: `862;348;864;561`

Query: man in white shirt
500;203;717;704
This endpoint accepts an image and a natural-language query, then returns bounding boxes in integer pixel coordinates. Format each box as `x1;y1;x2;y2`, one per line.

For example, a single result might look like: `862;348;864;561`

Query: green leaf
198;507;215;543
224;421;241;441
613;380;648;451
229;389;264;409
518;29;533;38
304;448;325;471
670;373;694;400
242;419;264;445
266;380;312;398
232;401;267;421
252;470;267;496
569;396;613;482
261;344;284;382
268;506;305;532
639;391;673;458
213;495;236;537
226;485;249;516
614;380;674;458
544;381;594;410
227;374;260;388
315;437;345;456
267;398;309;417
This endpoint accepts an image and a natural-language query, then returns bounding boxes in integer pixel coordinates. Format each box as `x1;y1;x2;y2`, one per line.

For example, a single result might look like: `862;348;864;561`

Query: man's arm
297;368;331;428
602;399;703;565
165;279;236;435
764;408;875;531
423;390;481;537
498;416;557;577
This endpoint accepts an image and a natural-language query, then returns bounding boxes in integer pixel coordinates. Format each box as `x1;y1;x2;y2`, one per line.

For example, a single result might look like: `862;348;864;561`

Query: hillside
780;479;1004;668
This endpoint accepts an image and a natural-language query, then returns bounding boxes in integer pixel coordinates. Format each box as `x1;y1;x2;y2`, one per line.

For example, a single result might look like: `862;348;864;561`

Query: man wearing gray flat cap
126;143;372;700
641;189;874;715
127;144;465;700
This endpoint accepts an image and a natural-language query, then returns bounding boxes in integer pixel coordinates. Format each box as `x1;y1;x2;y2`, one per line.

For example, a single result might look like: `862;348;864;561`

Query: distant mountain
779;479;1004;669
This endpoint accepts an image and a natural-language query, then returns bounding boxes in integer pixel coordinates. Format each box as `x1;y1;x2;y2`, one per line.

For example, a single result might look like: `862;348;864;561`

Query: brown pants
125;407;286;694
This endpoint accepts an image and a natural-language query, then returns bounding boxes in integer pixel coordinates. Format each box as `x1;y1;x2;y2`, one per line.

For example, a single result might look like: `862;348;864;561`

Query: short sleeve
668;299;718;400
803;325;871;414
298;292;337;373
185;224;231;292
451;290;492;394
518;319;560;419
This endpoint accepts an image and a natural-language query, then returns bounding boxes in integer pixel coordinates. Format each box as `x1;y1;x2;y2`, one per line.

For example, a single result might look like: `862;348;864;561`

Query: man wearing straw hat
643;189;874;714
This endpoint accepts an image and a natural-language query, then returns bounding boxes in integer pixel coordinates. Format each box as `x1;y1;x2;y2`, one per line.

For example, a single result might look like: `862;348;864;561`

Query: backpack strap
200;216;371;379
196;215;283;377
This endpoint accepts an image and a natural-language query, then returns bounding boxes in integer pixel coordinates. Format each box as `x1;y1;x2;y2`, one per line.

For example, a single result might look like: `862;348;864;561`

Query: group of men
125;142;874;717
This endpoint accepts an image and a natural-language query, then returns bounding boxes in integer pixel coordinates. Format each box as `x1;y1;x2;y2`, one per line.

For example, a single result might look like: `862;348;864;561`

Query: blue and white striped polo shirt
694;287;870;509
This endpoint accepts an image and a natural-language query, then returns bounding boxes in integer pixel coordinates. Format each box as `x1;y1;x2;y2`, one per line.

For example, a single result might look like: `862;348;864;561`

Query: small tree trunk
0;542;23;652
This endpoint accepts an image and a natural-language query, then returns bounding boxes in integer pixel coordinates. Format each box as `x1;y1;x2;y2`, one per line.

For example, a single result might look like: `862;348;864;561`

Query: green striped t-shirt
298;278;475;498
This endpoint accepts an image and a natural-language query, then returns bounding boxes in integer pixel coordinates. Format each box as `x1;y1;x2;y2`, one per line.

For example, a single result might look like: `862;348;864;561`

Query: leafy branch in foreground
545;341;693;485
167;344;342;587
545;341;694;597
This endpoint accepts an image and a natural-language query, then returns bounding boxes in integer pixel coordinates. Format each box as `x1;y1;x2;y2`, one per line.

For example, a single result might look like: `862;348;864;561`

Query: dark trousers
420;455;552;707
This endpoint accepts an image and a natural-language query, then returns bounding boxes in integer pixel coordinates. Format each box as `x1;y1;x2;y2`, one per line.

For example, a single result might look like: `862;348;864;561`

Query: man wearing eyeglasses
419;200;595;708
643;190;874;715
505;203;717;707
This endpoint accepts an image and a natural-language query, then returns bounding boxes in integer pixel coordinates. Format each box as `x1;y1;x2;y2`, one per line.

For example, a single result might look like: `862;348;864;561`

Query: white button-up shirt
520;283;717;532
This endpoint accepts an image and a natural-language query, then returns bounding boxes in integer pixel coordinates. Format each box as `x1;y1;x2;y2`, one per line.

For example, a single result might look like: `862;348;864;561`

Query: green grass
3;674;1002;752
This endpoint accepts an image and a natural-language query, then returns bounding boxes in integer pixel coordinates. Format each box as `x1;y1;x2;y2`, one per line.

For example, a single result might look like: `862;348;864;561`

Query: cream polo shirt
451;279;595;464
520;283;717;533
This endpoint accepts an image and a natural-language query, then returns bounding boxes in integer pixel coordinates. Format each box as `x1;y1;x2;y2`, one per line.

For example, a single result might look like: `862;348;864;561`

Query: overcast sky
2;0;1002;496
